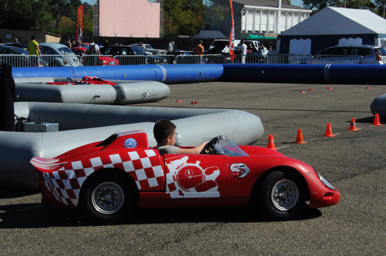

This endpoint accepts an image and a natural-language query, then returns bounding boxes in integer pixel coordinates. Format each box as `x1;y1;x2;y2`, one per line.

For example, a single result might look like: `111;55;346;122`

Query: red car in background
72;46;119;66
31;130;340;224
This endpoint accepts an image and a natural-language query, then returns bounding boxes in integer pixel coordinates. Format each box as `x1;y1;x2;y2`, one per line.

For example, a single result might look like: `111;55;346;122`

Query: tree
0;0;52;30
303;0;375;11
164;0;205;36
47;0;82;30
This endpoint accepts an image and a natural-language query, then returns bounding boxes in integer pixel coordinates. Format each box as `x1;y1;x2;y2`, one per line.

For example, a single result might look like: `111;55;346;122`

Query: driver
153;119;208;154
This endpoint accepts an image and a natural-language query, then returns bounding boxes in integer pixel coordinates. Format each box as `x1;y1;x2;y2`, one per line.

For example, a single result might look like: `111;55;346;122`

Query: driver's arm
176;141;208;154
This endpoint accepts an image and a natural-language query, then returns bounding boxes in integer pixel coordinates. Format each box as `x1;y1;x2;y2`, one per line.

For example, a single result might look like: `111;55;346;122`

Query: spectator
66;38;72;48
240;40;247;64
168;41;175;54
194;40;205;63
28;35;41;67
28;35;41;56
85;39;100;66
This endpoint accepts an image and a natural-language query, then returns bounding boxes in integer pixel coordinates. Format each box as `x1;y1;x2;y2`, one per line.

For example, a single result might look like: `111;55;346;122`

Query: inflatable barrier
2;102;264;189
13;64;224;84
370;93;386;119
15;78;170;104
220;64;386;84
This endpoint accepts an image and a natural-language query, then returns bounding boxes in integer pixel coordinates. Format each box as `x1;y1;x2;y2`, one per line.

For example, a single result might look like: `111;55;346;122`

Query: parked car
39;43;82;67
72;47;119;66
130;43;167;55
30;130;340;224
0;45;47;67
310;45;386;64
100;45;167;65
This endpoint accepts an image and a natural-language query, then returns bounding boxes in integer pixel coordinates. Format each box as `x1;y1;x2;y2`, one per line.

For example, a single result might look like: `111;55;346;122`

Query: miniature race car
46;76;116;86
30;130;340;224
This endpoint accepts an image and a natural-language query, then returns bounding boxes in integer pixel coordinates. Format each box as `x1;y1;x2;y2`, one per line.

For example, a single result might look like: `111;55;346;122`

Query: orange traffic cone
348;118;359;131
295;129;307;144
324;123;336;137
372;113;382;126
267;134;277;150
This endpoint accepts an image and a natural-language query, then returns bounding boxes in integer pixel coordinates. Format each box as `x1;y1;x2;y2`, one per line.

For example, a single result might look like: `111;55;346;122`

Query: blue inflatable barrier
220;64;327;83
220;64;386;85
327;64;386;84
13;64;224;84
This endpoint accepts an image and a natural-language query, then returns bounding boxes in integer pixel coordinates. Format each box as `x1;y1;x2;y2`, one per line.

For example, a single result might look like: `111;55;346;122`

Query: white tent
277;7;386;55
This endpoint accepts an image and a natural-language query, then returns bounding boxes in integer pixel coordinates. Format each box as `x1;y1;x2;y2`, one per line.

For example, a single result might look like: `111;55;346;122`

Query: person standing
194;40;204;63
86;39;100;66
168;41;175;55
240;40;247;64
66;39;72;48
28;35;41;56
28;35;41;67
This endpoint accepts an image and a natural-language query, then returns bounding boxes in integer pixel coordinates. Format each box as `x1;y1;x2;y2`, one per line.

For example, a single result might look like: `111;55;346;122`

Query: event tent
277;7;386;55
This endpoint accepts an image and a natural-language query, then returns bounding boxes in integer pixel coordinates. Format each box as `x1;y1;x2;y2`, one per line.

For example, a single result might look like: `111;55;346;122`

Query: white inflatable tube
15;78;170;104
15;83;117;104
3;102;263;189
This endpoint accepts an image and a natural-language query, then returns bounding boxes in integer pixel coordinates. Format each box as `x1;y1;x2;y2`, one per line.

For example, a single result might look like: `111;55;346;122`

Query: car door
163;154;228;199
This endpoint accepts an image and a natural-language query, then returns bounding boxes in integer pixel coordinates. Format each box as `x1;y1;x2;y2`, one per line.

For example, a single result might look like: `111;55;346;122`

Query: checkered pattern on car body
41;149;165;207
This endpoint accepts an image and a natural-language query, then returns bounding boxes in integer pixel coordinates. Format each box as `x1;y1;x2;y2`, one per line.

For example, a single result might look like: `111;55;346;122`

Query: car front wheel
79;171;137;224
258;169;306;220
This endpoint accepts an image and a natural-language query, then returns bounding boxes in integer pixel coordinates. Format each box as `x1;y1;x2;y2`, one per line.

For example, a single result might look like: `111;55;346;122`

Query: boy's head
153;119;176;145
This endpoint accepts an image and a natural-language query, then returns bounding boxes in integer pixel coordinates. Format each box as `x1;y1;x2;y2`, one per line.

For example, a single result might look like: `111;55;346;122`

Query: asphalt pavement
1;81;385;255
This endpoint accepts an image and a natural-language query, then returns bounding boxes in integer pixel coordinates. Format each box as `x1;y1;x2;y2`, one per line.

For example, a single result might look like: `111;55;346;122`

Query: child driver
153;119;208;155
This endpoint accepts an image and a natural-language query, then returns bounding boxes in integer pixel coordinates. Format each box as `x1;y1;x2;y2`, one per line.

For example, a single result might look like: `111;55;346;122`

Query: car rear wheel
79;171;137;224
258;169;306;220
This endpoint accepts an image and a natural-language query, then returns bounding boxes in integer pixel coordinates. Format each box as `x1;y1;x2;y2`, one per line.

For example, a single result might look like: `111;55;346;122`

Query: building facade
93;0;161;38
207;0;311;39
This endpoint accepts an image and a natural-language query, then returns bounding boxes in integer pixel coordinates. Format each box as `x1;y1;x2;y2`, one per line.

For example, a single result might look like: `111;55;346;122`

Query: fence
0;54;381;67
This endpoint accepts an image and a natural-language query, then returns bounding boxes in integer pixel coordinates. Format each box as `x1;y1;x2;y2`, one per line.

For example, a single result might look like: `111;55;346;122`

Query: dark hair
153;119;176;144
31;35;36;40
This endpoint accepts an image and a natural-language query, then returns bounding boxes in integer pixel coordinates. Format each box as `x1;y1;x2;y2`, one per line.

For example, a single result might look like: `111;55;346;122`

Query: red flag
75;4;84;43
228;0;235;61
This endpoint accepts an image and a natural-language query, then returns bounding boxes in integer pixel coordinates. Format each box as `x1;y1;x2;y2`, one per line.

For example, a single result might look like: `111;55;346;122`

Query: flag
76;4;85;43
228;0;235;61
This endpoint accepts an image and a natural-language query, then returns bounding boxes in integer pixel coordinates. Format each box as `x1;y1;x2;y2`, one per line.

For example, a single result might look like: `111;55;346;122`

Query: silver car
39;43;82;67
310;45;386;65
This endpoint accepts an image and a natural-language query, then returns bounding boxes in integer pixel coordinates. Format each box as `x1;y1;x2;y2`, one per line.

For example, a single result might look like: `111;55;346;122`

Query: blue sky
82;0;97;4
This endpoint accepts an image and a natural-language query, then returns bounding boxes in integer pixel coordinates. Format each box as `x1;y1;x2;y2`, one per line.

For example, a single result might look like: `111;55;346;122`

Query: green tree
0;0;52;30
47;0;82;30
303;0;375;10
164;0;205;36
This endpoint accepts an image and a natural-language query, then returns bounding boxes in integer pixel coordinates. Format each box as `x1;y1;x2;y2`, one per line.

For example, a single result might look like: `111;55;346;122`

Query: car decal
40;149;164;207
124;138;137;148
165;156;220;198
230;163;250;178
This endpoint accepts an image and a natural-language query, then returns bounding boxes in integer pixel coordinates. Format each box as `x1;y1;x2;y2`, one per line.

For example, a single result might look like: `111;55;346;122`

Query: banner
75;4;84;43
228;0;235;61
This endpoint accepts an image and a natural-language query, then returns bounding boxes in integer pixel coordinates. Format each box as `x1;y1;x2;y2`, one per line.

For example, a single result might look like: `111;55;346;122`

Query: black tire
258;169;306;220
79;171;137;224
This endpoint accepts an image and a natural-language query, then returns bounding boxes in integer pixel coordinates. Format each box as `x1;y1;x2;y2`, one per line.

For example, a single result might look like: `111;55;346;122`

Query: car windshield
131;46;147;55
58;47;75;55
375;47;386;56
215;136;249;156
12;47;28;54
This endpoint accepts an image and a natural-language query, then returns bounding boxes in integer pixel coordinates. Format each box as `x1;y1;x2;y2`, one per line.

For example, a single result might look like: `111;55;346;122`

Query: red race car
30;130;340;224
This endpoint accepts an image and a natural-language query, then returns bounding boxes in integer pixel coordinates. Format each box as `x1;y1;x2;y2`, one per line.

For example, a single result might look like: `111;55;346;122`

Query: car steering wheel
65;77;74;83
200;136;218;154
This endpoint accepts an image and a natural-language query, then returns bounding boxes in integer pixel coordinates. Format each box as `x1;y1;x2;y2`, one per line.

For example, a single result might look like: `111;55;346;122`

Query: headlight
317;172;336;190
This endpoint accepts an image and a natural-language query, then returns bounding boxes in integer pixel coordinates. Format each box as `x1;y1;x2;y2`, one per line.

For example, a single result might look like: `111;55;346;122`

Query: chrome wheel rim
271;179;299;212
91;182;125;215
